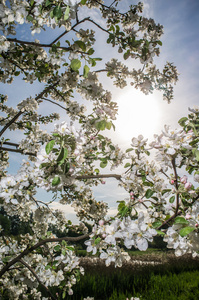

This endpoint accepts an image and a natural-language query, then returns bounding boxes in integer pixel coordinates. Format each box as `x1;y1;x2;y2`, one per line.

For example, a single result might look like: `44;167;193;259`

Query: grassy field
64;251;199;300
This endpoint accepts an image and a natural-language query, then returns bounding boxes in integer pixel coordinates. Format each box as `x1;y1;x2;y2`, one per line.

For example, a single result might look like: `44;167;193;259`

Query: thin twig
7;38;71;51
19;259;56;300
75;174;122;181
49;17;90;45
41;97;68;111
0;146;36;156
0;81;59;138
171;157;180;216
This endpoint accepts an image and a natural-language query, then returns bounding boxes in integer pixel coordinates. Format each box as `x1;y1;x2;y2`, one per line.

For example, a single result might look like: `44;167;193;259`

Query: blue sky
1;0;199;222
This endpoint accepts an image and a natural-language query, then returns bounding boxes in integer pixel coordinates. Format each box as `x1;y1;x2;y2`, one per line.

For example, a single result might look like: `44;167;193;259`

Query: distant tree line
0;207;33;236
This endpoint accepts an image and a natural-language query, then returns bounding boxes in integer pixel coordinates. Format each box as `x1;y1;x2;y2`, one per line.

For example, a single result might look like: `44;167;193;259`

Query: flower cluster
85;212;157;267
0;0;197;299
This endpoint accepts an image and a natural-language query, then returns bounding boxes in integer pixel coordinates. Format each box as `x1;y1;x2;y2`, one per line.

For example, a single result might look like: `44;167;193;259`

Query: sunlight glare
114;89;161;145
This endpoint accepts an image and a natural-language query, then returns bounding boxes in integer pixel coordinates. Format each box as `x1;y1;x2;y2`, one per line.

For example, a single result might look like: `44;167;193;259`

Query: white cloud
49;202;79;224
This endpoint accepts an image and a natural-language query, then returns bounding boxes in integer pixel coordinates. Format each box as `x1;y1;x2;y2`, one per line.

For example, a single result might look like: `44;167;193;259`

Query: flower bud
184;182;192;190
185;213;191;220
99;220;104;226
180;175;188;184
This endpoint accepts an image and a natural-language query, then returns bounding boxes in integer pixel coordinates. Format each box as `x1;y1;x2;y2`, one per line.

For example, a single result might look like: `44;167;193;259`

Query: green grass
63;255;199;300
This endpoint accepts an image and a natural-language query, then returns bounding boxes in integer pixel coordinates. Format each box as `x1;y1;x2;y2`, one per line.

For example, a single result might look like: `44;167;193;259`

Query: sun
112;89;161;146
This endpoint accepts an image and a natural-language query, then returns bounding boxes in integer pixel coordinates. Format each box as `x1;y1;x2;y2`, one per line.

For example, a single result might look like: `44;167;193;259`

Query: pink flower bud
184;182;192;190
185;214;191;220
101;180;106;184
102;233;106;238
180;175;188;184
170;179;175;185
130;191;134;196
99;220;104;226
195;223;198;228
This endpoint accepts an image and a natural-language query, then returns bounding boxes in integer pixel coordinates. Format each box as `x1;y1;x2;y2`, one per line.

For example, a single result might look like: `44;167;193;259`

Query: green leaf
66;246;75;251
143;181;153;187
144;150;150;156
94;168;99;174
109;145;115;150
26;15;34;22
152;221;162;228
162;189;171;195
93;58;102;61
145;189;154;199
2;256;11;263
119;205;130;217
156;40;162;46
124;50;130;60
57;147;68;164
118;201;125;209
39;163;49;169
52;133;60;137
126;148;133;153
174;217;189;225
90;58;96;67
179;226;195;237
45;265;51;270
194;149;199;161
45;0;51;6
75;40;86;51
106;122;112;130
50;10;54;18
71;59;81;71
94;237;101;245
178;117;188;126
124;163;131;168
156;230;165;236
81;0;87;4
83;65;90;78
45;140;55;154
53;6;62;19
62;291;66;299
95;120;107;131
64;6;70;20
100;161;107;168
190;138;199;146
169;196;175;203
64;162;70;174
87;48;94;55
52;176;61;186
54;245;61;252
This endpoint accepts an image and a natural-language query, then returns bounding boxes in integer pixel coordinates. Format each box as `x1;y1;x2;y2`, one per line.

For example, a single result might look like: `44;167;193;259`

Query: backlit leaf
71;59;81;71
179;226;195;237
45;140;55;154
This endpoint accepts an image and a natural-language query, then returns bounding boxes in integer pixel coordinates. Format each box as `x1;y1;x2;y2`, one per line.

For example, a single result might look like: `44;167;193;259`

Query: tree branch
7;38;71;51
75;174;122;181
171;157;180;216
0;234;89;279
19;259;56;300
49;17;91;45
87;19;110;34
0;146;36;156
41;97;68;111
0;81;59;138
